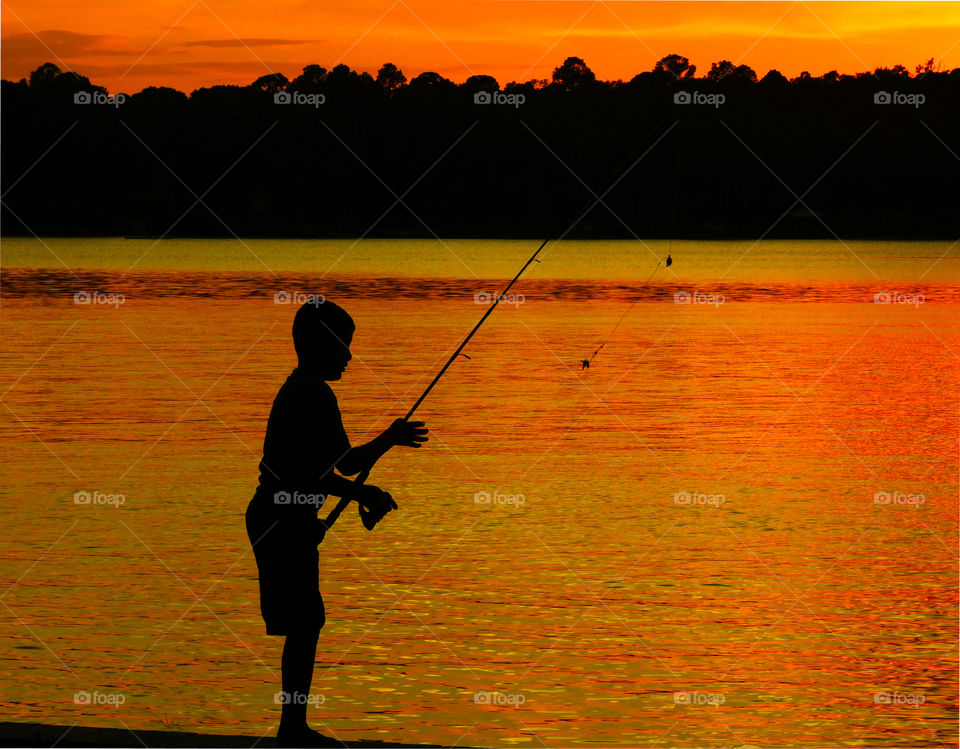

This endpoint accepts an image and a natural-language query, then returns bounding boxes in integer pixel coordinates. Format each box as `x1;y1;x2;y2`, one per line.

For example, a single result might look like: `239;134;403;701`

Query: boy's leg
279;626;321;733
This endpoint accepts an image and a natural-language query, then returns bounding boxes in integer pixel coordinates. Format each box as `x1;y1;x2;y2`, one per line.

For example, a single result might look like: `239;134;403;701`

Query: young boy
245;300;428;747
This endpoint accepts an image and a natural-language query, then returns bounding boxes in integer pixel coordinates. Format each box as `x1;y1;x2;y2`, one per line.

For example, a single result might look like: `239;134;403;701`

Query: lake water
1;237;957;747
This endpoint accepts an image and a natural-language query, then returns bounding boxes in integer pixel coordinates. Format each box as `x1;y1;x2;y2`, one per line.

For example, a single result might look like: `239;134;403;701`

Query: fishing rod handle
321;466;371;530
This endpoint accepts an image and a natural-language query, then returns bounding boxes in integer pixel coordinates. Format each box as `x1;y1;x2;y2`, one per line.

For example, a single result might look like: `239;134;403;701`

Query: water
1;238;957;747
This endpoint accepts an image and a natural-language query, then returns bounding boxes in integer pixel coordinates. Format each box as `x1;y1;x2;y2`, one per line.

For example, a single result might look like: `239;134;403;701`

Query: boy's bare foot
276;725;342;747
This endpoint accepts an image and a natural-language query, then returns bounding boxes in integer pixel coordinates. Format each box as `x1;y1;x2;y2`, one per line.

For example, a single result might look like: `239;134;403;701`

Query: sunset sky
2;1;959;94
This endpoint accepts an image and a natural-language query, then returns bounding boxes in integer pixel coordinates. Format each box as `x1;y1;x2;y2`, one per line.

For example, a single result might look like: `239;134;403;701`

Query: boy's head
292;300;354;380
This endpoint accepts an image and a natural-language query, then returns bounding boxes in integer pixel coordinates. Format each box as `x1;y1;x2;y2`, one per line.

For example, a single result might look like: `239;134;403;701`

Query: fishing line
580;253;670;370
581;118;684;370
667;117;685;262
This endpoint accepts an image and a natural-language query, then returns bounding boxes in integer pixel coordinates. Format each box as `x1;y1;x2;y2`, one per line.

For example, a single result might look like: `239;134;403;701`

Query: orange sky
2;1;959;94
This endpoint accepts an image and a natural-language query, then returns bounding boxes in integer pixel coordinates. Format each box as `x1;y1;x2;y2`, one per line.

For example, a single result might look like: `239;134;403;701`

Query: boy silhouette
245;300;428;747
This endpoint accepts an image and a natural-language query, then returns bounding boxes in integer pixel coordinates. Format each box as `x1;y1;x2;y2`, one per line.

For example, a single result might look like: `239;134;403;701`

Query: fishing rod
321;237;550;531
322;115;681;533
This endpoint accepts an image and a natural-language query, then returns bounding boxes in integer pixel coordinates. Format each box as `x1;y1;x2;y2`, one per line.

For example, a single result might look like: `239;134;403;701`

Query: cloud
184;38;316;48
62;60;289;77
0;29;134;58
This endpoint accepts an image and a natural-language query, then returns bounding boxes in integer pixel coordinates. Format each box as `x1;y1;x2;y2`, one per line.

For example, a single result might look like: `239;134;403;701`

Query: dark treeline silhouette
2;56;957;239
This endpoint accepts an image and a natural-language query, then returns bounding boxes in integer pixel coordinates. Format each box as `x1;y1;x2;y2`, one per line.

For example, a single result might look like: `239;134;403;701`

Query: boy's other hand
387;418;429;448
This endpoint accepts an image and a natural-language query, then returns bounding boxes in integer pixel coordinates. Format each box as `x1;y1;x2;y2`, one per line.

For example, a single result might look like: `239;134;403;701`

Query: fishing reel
359;504;386;531
359;492;397;530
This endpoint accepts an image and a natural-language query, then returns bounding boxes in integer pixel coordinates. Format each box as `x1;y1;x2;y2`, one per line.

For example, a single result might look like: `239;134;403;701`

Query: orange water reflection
0;241;957;747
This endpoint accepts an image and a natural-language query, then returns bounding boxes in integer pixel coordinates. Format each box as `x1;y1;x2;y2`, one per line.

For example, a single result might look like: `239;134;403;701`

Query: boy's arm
337;431;393;477
319;471;390;510
337;419;428;476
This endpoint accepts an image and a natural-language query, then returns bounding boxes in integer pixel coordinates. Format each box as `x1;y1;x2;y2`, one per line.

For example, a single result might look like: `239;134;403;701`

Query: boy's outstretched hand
387;418;429;448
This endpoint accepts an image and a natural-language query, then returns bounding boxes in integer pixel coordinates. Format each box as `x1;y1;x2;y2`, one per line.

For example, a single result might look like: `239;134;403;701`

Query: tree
408;71;455;91
251;73;289;94
130;86;188;107
320;64;377;100
25;63;100;98
654;54;696;80
503;80;537;99
376;62;406;91
915;58;935;76
29;62;62;88
551;56;596;91
707;60;735;81
733;64;757;83
874;64;910;80
760;69;788;86
705;60;756;83
464;75;499;93
291;65;328;91
328;64;354;82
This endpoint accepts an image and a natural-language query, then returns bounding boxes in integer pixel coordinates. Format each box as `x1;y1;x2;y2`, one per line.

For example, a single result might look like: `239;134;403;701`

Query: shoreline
0;722;462;749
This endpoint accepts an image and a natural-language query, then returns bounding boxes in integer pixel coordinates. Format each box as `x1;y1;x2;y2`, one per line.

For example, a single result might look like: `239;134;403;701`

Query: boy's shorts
245;495;326;636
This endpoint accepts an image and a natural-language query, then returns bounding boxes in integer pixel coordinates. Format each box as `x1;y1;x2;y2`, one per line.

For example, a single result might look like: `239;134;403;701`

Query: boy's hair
292;300;354;362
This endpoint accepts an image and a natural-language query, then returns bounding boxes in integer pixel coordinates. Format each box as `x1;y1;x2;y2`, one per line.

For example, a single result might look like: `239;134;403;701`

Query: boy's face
323;328;353;380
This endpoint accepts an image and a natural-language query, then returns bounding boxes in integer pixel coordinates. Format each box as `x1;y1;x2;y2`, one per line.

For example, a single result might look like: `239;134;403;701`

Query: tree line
2;56;957;239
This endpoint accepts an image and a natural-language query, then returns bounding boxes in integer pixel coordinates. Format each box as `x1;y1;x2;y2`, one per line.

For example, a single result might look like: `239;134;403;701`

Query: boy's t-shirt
252;368;351;520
